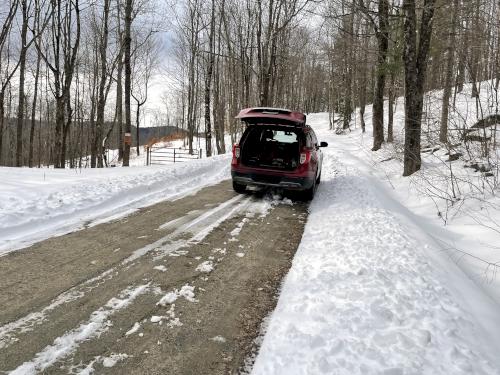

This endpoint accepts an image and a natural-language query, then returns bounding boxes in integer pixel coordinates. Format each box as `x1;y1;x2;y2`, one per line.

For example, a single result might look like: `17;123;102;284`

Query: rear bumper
231;170;314;190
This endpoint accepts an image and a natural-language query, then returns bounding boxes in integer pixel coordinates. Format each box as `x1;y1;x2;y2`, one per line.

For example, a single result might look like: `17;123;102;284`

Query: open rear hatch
236;107;306;126
240;126;303;171
235;107;307;172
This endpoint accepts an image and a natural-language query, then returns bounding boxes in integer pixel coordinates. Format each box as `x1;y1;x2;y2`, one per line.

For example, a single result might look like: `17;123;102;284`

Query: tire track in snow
8;284;150;375
0;194;253;351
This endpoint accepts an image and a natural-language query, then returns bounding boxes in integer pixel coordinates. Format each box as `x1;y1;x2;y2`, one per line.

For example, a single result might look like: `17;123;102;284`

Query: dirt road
0;180;307;374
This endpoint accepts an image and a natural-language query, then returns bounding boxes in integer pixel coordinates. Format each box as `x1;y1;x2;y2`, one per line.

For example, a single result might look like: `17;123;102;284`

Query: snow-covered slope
252;83;500;374
0;154;230;255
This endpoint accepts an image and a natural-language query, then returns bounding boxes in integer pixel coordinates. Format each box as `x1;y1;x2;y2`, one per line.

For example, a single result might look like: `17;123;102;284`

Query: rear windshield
272;130;298;143
242;126;303;146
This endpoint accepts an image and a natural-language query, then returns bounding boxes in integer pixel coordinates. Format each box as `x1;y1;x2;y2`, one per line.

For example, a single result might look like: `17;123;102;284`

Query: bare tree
203;0;216;157
439;0;460;144
122;0;132;166
131;36;156;156
402;0;436;176
0;0;20;164
35;0;81;168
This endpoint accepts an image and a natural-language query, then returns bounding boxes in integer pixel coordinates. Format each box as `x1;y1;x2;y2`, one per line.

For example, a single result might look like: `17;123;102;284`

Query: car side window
305;133;312;148
311;131;318;147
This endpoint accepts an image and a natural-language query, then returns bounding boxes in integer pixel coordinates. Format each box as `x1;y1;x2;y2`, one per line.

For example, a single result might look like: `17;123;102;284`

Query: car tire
232;180;247;194
302;178;316;201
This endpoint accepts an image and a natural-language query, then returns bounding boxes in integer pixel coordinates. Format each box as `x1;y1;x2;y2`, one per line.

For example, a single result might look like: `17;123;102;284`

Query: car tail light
232;144;240;165
300;149;311;164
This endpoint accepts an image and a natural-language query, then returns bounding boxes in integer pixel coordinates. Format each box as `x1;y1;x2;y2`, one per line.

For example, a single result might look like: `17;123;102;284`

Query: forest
0;0;499;176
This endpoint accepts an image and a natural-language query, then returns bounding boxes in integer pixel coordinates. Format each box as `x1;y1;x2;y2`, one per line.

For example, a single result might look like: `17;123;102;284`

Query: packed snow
157;284;196;307
125;322;141;336
153;265;167;272
101;353;129;368
150;316;163;323
195;260;214;273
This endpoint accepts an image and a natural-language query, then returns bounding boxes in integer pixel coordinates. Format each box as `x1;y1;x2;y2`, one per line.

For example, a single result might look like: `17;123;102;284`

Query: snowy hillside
324;81;500;305
251;82;500;374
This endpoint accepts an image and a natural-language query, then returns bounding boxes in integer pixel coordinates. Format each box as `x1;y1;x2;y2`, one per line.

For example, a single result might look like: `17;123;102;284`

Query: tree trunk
372;0;389;151
470;0;481;98
96;0;110;168
16;0;29;167
387;72;395;142
455;11;468;95
0;92;4;165
359;32;369;133
122;0;132;166
439;0;459;143
61;97;72;168
136;103;140;156
29;48;42;167
402;0;436;176
204;0;215;157
115;0;124;162
116;56;124;161
54;97;65;168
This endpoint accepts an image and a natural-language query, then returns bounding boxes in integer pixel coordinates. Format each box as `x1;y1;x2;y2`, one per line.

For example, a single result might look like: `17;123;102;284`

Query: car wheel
302;178;316;201
232;180;247;194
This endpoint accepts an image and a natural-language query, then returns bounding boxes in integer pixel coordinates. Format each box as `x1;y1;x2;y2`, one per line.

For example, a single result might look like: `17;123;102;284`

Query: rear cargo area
241;126;302;171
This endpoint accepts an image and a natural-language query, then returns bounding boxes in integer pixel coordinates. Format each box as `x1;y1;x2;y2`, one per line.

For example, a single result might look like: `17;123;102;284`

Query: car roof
236;107;306;126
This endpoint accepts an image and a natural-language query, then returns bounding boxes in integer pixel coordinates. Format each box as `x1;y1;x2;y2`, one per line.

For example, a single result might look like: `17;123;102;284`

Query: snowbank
252;84;500;374
253;160;500;374
0;153;230;254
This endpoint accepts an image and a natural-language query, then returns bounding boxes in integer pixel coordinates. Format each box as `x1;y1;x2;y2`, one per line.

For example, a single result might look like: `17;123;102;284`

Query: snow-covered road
0;181;306;374
252;115;500;375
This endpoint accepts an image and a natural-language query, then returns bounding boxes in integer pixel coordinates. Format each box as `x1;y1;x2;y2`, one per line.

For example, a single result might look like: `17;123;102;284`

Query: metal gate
147;146;202;165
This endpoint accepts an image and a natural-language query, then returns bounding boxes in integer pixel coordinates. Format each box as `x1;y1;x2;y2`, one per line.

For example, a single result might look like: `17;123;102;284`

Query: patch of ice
211;336;227;343
236;253;245;258
212;247;227;255
230;217;249;237
125;322;141;336
168;249;189;257
157;284;196;307
196;261;214;273
179;285;196;302
157;292;178;306
167;318;183;328
150;316;164;323
102;353;128;368
153;265;167;272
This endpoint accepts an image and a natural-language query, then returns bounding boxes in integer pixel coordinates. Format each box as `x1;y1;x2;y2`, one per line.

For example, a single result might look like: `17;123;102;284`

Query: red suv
231;107;327;200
